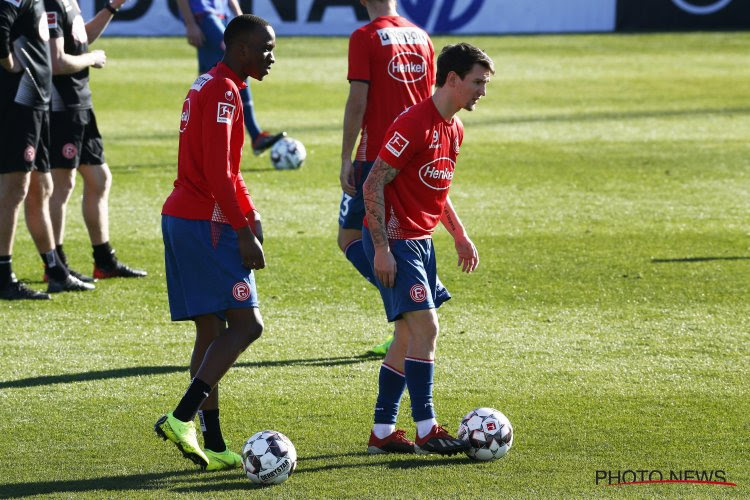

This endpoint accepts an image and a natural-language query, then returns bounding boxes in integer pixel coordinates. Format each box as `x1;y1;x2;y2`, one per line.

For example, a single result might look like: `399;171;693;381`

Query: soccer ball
270;137;306;170
457;407;513;461
241;430;298;485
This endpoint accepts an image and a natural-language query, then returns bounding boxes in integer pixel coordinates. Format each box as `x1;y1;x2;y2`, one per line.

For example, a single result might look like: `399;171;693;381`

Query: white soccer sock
416;418;438;439
373;424;395;439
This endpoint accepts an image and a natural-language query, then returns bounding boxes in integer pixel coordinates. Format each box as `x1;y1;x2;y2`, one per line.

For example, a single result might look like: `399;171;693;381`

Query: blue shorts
362;226;451;322
162;215;259;321
338;160;374;229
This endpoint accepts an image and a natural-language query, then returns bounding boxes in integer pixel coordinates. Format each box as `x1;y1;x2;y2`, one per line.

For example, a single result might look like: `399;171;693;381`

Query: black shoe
48;274;96;293
94;260;147;279
0;279;51;300
415;425;471;456
44;268;96;284
252;131;286;156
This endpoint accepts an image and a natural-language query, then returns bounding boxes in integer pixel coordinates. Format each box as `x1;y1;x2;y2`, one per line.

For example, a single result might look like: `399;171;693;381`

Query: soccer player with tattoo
338;0;435;355
45;0;147;280
154;15;273;470
362;43;494;455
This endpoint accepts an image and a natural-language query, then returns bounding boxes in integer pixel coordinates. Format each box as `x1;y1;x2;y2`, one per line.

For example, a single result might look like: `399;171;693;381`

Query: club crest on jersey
388;52;427;83
179;98;190;132
216;102;235;124
224;90;234;101
232;282;251;301
46;12;58;29
418;157;455;190
385;131;409;157
410;284;427;303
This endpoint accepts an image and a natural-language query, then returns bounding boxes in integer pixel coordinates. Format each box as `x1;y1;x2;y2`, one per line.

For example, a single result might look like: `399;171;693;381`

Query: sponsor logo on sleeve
453;137;460;154
190;73;213;92
216;102;235;124
46;12;58;29
385;131;409;157
377;27;430;46
418;157;455;190
388;52;427;83
179;98;190;132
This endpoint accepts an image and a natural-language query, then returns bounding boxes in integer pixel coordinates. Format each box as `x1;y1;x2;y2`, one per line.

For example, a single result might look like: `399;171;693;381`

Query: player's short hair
224;14;270;48
435;43;495;87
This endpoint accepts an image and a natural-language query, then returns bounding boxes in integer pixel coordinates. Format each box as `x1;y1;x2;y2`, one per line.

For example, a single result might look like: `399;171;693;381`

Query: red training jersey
347;16;435;162
162;62;254;230
368;97;464;240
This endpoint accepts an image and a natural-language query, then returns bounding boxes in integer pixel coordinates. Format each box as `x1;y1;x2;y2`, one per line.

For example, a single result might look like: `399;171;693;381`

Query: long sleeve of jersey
0;1;20;59
200;79;251;230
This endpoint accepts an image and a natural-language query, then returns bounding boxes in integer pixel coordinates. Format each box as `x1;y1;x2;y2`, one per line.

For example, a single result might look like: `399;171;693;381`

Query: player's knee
239;320;263;350
0;178;29;207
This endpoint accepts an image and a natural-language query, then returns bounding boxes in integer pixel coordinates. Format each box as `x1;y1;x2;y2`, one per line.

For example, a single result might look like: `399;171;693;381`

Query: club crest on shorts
62;143;77;159
24;145;36;163
409;283;427;303
232;282;251;301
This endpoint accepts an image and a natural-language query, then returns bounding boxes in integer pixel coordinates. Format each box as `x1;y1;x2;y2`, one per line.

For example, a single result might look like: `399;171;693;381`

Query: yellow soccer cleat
154;412;209;469
205;447;243;471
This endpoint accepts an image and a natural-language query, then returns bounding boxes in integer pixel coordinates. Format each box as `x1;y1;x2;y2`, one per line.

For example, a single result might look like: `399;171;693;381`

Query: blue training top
189;0;228;15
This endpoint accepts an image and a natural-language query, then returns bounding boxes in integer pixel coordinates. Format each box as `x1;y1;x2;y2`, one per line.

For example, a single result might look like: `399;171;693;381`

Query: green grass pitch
1;32;749;497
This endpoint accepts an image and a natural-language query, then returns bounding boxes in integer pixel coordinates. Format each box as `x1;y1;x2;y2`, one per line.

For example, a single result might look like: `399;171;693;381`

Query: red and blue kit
162;62;258;321
163;62;254;230
371;97;464;240
348;16;435;162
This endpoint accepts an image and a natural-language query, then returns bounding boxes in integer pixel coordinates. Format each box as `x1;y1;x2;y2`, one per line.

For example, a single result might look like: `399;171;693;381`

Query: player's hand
253;220;264;245
454;234;479;273
90;50;106;68
246;210;263;244
374;247;397;288
186;23;205;48
340;158;356;196
237;226;265;270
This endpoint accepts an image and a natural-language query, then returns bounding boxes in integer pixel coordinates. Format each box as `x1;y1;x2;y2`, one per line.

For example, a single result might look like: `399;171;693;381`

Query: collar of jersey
215;62;248;90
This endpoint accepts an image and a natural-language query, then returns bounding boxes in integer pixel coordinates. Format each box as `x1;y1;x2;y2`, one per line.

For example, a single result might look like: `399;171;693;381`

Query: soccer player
338;0;435;355
155;14;273;471
0;0;94;300
44;0;147;280
362;43;494;455
175;0;285;155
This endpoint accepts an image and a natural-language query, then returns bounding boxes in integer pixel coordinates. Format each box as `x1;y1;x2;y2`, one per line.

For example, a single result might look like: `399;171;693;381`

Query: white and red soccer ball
457;407;513;461
241;430;297;485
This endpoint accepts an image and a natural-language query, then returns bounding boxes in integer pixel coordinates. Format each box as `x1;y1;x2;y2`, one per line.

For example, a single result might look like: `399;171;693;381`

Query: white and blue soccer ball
241;430;298;485
457;407;513;461
270;137;306;170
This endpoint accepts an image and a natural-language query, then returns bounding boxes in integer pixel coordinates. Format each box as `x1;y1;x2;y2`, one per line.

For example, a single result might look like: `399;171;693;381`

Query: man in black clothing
45;0;146;280
0;0;93;300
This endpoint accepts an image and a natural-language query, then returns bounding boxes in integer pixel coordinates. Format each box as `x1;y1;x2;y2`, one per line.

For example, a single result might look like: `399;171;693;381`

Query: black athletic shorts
50;108;105;169
0;102;50;174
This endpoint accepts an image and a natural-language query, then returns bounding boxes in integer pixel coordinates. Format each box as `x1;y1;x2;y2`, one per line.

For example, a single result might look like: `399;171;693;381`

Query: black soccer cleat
252;131;286;156
0;279;51;300
47;274;96;293
93;260;147;279
44;268;96;284
415;425;471;456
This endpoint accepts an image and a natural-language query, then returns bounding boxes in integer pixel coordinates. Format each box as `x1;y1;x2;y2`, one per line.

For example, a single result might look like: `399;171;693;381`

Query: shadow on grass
0;469;201;498
651;256;750;263
0;354;381;390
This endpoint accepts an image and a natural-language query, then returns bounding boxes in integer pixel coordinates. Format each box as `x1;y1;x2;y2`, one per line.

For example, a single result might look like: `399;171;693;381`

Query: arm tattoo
363;157;399;248
443;206;457;232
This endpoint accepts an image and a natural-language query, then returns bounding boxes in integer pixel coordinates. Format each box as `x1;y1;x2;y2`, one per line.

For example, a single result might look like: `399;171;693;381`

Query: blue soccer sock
405;357;436;422
373;362;406;426
240;85;261;141
344;239;375;286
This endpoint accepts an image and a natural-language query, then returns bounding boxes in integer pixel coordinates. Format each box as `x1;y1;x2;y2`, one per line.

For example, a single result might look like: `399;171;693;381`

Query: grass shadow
651;256;750;263
0;354;381;390
0;469;200;498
